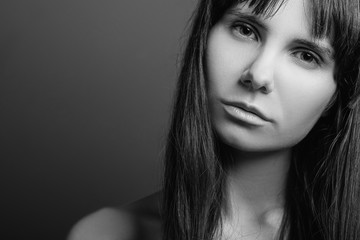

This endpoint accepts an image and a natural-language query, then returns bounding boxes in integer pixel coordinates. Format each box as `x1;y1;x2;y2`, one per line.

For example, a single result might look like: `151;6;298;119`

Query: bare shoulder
67;207;135;240
67;191;162;240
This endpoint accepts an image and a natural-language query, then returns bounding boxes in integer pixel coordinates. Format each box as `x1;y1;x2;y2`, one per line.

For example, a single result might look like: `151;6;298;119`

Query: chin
223;138;279;153
216;128;301;154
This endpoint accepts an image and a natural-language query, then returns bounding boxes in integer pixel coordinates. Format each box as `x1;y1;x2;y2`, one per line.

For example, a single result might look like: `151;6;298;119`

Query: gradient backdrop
1;0;195;239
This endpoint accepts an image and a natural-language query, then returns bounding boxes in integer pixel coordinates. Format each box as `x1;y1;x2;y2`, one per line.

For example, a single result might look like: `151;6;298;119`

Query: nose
239;50;275;94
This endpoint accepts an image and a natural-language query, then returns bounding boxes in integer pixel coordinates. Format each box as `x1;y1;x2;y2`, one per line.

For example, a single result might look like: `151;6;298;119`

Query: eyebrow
226;10;334;61
227;10;269;33
293;39;334;60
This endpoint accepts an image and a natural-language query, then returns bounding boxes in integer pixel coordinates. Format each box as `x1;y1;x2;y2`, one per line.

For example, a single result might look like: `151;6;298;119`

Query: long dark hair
163;0;360;239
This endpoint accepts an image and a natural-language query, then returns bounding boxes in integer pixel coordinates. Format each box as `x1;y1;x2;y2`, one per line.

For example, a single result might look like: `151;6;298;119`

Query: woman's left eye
292;51;322;67
232;23;258;41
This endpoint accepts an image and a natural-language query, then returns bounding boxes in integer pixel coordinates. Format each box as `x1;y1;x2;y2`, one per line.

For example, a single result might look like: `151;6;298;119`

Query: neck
223;148;291;224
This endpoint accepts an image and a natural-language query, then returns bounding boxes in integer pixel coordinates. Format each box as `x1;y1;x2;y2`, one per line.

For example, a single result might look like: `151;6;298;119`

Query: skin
68;0;337;239
67;192;162;240
207;0;336;152
206;0;336;239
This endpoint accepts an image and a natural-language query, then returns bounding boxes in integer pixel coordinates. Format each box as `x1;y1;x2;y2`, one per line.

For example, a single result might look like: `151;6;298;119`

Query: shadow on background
0;0;195;239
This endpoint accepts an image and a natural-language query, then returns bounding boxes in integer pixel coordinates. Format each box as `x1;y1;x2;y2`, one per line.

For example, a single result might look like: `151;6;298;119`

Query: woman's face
207;0;336;152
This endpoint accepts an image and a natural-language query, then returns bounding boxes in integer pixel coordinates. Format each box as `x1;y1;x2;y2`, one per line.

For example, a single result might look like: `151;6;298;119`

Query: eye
232;22;258;41
292;50;322;68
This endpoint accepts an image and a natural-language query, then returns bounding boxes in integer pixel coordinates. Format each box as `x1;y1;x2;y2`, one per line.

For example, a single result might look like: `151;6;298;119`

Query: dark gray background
1;0;195;239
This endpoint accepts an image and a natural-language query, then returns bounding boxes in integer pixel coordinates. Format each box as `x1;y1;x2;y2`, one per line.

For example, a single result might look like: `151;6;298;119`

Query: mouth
221;100;271;126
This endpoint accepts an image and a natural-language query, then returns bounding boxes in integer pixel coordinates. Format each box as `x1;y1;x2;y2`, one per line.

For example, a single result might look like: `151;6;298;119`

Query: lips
221;100;271;122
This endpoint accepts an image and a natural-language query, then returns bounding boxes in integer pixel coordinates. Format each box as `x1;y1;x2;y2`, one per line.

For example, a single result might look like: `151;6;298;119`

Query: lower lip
223;104;267;126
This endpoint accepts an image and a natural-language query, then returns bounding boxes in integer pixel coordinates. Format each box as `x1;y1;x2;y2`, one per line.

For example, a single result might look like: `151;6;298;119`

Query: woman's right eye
231;22;258;41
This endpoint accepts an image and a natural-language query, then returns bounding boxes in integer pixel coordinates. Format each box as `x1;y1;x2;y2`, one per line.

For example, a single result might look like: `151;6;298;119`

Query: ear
322;90;338;117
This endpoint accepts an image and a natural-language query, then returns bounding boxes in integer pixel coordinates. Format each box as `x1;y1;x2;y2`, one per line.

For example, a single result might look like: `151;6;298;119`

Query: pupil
302;53;312;61
241;26;251;35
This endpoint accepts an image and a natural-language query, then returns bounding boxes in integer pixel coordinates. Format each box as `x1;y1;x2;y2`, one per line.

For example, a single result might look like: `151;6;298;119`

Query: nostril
244;79;251;84
240;77;273;94
260;85;269;93
242;79;252;87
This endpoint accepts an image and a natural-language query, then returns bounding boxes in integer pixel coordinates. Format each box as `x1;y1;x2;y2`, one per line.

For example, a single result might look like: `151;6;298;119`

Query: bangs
245;0;287;16
211;0;287;23
213;0;359;39
225;0;332;39
311;0;360;42
214;0;288;18
212;0;360;57
309;0;333;39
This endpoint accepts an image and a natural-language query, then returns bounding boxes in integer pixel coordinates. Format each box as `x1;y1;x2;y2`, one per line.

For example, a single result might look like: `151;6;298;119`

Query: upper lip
221;100;272;122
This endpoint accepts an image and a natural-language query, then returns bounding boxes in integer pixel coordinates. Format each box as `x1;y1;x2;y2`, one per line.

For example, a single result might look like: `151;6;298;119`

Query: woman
68;0;360;239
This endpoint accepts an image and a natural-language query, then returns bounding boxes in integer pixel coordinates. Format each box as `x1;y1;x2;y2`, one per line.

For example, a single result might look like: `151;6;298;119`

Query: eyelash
292;50;322;67
231;22;259;41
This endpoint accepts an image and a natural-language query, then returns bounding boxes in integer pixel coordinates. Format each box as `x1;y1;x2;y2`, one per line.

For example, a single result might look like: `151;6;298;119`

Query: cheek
277;70;336;140
206;26;256;97
206;45;237;95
